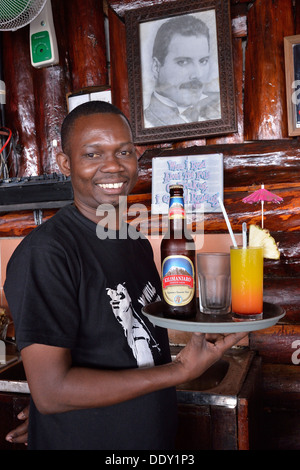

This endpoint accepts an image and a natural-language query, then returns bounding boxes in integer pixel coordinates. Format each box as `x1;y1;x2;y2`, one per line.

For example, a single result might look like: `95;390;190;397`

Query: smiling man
58;104;138;227
4;101;246;450
144;15;221;127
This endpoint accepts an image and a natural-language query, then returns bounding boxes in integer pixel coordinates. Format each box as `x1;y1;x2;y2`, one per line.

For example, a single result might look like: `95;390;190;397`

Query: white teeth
97;182;123;189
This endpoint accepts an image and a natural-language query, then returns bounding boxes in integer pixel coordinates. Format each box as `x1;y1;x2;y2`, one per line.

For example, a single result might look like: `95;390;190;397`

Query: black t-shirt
4;205;177;450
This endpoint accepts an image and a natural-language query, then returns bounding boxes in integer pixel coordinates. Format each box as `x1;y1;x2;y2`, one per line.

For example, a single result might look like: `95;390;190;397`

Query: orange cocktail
230;246;263;320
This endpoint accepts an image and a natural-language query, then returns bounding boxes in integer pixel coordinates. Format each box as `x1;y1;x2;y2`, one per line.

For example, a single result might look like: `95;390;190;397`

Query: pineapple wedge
249;224;280;259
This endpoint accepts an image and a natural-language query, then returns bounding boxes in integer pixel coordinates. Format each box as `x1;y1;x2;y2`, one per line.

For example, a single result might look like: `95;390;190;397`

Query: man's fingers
6;421;28;444
17;405;30;420
5;405;29;445
216;331;248;351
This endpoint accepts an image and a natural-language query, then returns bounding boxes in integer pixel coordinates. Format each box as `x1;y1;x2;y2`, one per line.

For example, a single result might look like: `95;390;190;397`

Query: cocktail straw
242;222;247;248
218;197;238;247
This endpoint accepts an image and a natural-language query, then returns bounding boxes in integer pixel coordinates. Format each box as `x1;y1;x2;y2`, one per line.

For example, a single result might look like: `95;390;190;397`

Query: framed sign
125;0;236;144
284;35;300;136
67;86;112;113
151;153;223;214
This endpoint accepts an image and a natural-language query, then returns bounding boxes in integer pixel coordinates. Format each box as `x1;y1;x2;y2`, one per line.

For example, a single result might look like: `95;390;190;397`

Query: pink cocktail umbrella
242;184;283;228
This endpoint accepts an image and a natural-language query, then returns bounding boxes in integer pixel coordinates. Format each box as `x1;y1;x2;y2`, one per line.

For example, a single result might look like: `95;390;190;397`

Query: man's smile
97;182;124;189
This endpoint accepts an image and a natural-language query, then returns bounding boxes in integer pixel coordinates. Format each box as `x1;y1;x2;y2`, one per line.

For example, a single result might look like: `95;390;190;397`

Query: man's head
57;101;138;223
61;100;131;156
151;15;211;108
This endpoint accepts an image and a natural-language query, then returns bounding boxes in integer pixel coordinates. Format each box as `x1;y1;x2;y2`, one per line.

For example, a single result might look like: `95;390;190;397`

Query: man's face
153;33;210;107
58;113;138;221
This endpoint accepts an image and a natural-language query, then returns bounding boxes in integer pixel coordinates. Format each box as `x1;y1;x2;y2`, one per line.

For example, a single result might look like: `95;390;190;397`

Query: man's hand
173;331;248;383
6;405;29;445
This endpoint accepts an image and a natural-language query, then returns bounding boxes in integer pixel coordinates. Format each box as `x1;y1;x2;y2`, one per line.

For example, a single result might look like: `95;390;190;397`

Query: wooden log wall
1;0;108;176
0;0;299;449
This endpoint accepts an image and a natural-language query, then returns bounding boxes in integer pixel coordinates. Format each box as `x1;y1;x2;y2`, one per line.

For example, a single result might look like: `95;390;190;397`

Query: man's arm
21;331;247;415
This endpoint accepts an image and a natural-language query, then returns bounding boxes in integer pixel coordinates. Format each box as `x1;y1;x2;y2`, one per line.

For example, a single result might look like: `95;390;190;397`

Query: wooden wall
0;0;300;449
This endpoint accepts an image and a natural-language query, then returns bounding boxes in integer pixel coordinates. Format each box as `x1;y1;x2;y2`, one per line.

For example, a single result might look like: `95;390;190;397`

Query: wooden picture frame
125;0;236;144
284;35;300;136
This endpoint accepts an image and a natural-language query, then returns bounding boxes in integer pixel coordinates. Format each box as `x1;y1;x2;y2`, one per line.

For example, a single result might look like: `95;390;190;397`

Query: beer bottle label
162;255;195;306
169;196;185;219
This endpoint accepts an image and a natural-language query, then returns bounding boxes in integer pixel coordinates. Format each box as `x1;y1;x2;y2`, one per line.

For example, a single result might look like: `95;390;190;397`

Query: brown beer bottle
161;185;197;319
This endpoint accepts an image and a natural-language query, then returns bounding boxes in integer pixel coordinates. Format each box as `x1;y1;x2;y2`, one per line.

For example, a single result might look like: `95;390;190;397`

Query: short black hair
61;100;132;154
152;15;210;65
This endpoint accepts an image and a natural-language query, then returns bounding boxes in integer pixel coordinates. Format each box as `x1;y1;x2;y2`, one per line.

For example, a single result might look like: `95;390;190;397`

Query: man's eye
176;59;190;67
116;149;136;158
86;153;100;158
200;58;209;65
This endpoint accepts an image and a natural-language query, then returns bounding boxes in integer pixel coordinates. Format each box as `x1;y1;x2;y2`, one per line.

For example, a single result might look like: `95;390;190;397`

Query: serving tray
142;301;285;333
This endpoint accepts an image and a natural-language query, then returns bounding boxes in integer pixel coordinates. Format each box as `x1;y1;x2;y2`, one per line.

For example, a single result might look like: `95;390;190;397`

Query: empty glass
197;252;231;314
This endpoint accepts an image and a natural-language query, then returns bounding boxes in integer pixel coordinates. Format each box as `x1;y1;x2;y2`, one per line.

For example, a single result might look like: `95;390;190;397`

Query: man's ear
56;152;71;177
151;57;161;80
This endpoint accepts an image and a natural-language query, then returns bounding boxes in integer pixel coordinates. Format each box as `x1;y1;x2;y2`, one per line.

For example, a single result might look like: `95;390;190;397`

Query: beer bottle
161;185;197;318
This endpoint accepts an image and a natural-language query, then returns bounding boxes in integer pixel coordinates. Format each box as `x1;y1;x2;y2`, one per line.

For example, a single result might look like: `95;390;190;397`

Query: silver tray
142;301;285;333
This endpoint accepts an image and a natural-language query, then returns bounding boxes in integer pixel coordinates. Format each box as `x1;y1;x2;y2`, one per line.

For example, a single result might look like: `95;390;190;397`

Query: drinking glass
230;246;263;320
197;252;231;314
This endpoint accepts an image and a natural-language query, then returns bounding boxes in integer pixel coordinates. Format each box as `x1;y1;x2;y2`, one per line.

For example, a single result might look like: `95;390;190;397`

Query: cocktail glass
230;246;263;320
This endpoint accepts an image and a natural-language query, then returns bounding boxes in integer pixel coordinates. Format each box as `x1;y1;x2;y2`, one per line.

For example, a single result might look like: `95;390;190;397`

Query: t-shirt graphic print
106;281;161;368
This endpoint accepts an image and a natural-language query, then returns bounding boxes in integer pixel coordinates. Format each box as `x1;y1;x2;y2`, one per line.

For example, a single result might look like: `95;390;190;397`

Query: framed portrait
125;0;236;144
284;35;300;136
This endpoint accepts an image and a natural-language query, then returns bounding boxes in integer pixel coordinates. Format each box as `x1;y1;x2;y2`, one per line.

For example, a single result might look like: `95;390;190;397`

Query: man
4;101;245;450
144;15;221;128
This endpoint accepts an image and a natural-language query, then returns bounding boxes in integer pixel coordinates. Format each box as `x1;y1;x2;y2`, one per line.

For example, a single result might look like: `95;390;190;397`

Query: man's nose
189;63;205;80
100;154;123;172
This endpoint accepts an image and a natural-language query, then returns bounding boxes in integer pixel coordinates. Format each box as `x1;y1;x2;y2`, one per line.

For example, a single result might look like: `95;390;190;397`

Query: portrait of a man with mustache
143;14;221;128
